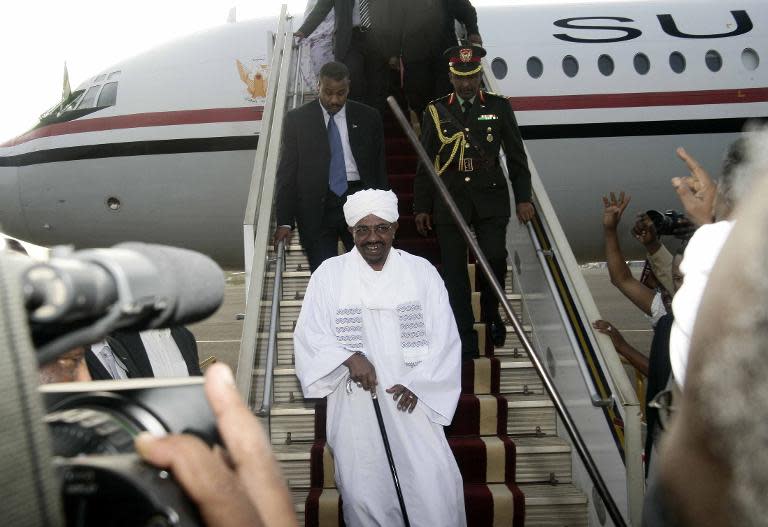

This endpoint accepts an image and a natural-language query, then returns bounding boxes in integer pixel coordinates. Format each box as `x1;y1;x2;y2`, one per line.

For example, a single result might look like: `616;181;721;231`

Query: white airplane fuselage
1;0;766;267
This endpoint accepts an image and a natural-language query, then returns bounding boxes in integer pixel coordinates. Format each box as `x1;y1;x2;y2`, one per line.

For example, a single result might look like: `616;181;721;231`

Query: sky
0;0;582;143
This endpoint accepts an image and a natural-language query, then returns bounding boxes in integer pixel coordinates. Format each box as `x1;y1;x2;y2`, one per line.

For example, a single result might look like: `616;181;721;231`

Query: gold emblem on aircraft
236;59;268;101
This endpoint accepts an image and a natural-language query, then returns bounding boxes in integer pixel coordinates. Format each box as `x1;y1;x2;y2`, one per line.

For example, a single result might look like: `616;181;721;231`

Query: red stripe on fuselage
1;106;264;147
508;87;768;111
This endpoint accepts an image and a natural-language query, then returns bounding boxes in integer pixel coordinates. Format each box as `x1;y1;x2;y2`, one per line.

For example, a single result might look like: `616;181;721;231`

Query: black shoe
489;318;507;348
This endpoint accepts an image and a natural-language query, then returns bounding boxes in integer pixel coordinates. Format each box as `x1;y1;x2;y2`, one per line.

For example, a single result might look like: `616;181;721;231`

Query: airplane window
77;86;101;109
669;52;686;74
526;57;543;79
562;55;579;78
705;50;723;72
598;54;614;76
633;53;650;75
107;70;122;80
93;74;107;83
491;58;508;80
97;82;118;107
742;48;759;71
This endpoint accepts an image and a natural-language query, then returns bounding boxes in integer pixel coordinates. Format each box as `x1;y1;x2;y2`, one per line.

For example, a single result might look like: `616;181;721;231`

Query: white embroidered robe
294;248;466;527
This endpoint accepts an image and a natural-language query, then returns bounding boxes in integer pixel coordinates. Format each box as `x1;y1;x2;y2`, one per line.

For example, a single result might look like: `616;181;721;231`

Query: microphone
22;243;225;360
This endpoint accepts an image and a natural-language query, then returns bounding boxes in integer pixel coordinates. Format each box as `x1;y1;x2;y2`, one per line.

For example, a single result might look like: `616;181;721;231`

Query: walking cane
371;390;412;527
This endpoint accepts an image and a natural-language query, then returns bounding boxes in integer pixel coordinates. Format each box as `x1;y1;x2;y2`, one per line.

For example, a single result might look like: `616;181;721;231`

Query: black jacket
274;99;388;240
413;91;531;224
86;327;202;379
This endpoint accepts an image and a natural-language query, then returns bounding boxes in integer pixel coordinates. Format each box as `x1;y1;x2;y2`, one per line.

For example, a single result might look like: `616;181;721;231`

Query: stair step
506;394;557;437
513;437;572;484
270;402;318;444
499;356;545;395
517;483;588;527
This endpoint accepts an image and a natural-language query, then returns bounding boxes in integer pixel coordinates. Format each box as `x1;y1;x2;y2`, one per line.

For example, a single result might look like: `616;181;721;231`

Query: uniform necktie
359;0;372;29
327;113;348;196
462;100;472;123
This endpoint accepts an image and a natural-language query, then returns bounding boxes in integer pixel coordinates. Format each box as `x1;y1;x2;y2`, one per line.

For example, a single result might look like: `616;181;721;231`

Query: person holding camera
136;363;298;527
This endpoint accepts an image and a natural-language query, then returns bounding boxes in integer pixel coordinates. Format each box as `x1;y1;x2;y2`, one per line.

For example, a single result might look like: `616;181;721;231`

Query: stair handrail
386;96;629;527
255;39;307;426
256;239;285;418
236;7;295;404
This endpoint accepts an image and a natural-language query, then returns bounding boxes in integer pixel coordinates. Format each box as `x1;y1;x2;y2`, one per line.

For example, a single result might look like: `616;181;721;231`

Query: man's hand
468;33;483;45
294;30;305;39
672;147;716;226
386;384;418;413
135;364;297;527
516;202;535;223
602;191;631;230
592;319;627;347
273;226;293;251
414;213;432;237
344;352;377;392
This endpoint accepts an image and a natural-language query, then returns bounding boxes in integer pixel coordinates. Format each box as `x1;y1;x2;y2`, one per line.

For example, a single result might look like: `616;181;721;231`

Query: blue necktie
327;113;348;196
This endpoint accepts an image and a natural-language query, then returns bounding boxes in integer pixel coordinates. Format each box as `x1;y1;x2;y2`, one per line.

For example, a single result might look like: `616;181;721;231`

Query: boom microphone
22;242;225;363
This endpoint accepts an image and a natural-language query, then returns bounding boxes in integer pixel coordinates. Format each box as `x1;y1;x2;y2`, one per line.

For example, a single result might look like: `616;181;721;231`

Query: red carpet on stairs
304;112;525;527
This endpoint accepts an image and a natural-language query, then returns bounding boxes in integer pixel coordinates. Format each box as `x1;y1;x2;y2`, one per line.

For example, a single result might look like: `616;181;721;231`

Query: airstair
237;7;644;527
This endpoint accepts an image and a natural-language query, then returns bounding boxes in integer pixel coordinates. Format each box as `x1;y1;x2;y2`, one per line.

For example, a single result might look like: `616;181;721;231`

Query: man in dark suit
273;61;388;272
296;0;389;110
86;326;202;379
413;45;534;361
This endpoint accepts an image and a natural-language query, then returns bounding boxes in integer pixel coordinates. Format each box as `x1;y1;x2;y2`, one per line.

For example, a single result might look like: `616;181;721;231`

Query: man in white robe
294;189;466;527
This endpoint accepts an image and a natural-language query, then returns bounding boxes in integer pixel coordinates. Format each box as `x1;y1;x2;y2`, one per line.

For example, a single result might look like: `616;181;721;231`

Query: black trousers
435;215;509;358
340;29;389;113
304;183;362;272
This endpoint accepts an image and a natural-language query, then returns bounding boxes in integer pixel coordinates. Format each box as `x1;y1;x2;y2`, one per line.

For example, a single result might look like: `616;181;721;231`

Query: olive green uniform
413;90;531;358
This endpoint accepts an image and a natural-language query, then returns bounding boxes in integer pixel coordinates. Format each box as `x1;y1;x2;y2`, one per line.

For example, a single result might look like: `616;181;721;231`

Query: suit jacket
299;0;479;62
413;91;531;224
275;99;388;241
86;327;202;380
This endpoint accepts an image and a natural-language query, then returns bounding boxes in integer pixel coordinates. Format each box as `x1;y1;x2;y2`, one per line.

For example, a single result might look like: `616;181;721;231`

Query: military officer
413;44;534;361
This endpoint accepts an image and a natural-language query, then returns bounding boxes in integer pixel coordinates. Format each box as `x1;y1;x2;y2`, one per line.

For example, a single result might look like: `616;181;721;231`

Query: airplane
1;0;766;268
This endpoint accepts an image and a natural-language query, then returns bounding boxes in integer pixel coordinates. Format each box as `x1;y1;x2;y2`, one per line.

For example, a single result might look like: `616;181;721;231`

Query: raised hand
672;147;716;225
601;191;631;230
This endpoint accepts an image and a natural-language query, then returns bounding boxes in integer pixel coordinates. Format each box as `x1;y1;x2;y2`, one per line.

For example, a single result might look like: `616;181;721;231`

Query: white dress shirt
321;104;361;182
90;340;128;380
139;328;191;377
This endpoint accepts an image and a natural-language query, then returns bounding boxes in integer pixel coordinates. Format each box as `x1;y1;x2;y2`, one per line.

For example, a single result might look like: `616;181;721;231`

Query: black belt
451;158;499;173
347;180;364;192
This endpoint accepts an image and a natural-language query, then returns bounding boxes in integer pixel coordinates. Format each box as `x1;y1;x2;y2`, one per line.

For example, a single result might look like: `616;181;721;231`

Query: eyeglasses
352;223;394;236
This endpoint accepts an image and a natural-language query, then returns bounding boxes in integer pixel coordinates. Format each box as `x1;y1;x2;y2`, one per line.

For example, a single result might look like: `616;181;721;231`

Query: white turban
343;189;399;226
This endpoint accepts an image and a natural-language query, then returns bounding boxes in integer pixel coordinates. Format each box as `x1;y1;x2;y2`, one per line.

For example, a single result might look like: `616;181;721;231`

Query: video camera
645;209;695;240
0;242;226;527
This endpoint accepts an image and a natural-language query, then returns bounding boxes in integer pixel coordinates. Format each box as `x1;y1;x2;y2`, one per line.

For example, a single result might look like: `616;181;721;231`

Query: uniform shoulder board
483;90;506;99
427;93;451;105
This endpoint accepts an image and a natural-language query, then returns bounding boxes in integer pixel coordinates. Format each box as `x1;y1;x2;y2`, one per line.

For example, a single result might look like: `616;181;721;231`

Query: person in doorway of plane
413;44;533;362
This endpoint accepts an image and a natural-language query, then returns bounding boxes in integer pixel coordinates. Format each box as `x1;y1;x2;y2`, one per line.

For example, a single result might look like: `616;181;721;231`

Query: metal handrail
256;239;285;417
236;9;296;402
256;42;304;421
386;97;628;527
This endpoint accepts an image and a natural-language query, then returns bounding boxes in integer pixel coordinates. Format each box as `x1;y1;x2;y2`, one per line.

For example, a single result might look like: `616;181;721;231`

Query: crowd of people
592;126;768;526
7;0;768;524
